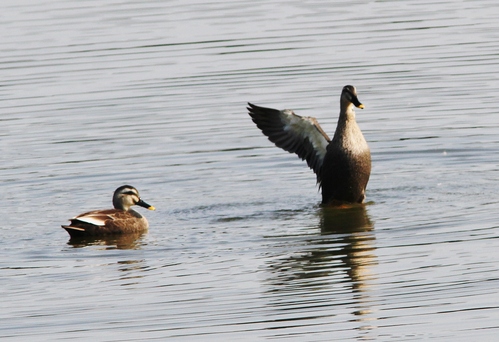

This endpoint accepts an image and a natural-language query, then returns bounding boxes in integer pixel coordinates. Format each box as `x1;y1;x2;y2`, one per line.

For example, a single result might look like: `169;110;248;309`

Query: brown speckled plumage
61;185;155;238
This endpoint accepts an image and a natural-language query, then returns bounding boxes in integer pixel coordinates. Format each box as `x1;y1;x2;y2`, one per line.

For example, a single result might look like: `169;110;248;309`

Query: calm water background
2;0;499;340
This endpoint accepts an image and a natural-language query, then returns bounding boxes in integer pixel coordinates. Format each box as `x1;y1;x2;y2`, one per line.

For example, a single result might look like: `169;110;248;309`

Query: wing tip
61;225;86;232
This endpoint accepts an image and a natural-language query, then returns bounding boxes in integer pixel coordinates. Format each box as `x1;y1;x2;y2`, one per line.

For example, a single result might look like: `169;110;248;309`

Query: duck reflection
67;231;146;250
320;204;373;233
321;205;377;330
320;205;376;292
263;205;377;336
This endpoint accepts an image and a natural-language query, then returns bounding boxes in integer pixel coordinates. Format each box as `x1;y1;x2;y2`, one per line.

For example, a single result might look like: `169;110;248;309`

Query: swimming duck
248;85;371;205
61;185;155;237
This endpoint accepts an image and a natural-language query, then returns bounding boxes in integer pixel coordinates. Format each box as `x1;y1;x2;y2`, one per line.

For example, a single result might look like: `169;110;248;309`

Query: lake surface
2;0;499;340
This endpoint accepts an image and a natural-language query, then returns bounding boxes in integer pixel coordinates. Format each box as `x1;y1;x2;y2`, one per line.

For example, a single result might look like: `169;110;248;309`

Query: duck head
341;85;364;111
112;185;155;211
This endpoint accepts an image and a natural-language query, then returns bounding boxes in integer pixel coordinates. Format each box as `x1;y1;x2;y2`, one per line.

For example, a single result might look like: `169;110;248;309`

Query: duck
248;85;371;205
61;185;155;237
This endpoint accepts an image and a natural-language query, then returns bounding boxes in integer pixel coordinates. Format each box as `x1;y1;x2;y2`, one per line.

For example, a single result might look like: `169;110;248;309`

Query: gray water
2;0;499;341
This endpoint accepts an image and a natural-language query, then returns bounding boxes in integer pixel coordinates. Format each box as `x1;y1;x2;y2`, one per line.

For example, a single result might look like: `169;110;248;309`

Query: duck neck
113;198;129;211
333;104;359;142
340;102;356;120
337;104;356;129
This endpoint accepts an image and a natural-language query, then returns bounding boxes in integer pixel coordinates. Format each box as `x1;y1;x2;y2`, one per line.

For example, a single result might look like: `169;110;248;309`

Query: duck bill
352;96;364;109
137;199;156;210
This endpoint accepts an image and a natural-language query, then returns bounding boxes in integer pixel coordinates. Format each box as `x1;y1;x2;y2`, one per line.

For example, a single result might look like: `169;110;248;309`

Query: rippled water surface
2;0;499;340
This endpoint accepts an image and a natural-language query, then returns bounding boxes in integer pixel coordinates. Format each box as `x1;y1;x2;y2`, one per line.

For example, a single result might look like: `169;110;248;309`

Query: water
2;0;499;340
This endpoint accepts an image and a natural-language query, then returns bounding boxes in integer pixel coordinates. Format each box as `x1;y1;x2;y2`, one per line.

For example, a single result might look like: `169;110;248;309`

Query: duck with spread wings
248;85;371;205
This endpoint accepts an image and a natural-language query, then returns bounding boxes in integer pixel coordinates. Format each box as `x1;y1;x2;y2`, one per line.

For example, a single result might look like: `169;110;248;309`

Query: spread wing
247;102;330;177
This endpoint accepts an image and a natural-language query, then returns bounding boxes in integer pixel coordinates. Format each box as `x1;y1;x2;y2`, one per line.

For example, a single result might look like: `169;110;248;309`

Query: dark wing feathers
247;102;330;178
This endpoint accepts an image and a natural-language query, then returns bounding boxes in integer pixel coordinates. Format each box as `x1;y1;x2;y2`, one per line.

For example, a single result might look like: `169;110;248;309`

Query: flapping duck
248;85;371;205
